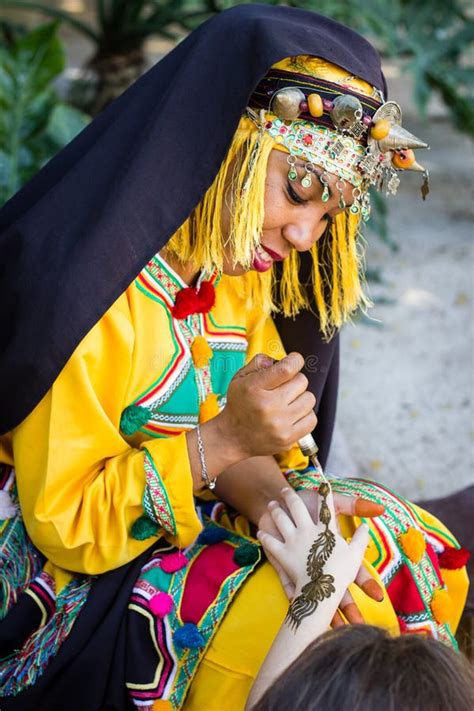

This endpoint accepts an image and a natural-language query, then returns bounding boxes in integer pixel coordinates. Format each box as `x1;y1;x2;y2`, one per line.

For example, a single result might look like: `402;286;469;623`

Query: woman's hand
216;353;317;460
257;487;369;606
258;487;384;624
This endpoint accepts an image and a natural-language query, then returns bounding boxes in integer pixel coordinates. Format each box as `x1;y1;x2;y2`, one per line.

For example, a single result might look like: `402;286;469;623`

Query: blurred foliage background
0;0;472;212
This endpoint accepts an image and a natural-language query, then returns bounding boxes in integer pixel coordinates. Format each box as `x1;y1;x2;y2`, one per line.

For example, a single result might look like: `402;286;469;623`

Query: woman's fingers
331;610;346;628
355;562;384;602
333;492;384;518
348;523;370;564
339;590;365;625
287;390;317;423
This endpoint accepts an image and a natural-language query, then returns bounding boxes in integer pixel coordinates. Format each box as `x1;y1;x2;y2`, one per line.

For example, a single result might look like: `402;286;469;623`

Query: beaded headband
247;70;430;219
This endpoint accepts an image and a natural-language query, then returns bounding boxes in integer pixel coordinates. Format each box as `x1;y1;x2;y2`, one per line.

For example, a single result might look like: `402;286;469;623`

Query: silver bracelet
196;425;216;490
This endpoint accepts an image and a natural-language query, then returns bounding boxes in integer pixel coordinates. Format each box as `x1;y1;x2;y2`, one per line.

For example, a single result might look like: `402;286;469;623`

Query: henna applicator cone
298;434;330;484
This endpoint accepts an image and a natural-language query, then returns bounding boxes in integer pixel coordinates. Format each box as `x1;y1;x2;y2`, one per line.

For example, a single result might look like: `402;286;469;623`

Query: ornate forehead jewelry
248;70;430;205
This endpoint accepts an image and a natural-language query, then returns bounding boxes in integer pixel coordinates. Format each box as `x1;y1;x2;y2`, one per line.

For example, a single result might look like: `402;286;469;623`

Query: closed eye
285;181;308;206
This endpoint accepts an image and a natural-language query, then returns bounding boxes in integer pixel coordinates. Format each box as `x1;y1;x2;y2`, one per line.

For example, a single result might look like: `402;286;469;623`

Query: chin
222;263;250;277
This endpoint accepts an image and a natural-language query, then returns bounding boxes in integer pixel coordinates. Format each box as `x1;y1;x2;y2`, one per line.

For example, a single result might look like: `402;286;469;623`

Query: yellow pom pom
191;336;213;368
199;393;220;423
398;527;426;564
152;701;173;710
430;588;453;625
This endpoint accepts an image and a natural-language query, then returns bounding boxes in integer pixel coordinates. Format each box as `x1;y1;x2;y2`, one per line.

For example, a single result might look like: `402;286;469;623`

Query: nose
282;207;329;252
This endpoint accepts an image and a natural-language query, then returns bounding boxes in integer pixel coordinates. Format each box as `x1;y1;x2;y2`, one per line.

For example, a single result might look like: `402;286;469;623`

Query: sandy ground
327;106;474;501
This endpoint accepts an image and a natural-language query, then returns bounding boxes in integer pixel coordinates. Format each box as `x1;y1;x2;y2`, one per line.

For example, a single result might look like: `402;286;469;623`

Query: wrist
212;411;249;464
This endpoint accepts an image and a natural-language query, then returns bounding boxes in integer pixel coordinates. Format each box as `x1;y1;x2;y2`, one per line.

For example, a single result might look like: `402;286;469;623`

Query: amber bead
370;118;391;140
308;93;324;118
392;149;415;169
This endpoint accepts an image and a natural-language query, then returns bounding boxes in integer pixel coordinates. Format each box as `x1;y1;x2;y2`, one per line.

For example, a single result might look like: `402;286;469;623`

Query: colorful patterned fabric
126;516;262;710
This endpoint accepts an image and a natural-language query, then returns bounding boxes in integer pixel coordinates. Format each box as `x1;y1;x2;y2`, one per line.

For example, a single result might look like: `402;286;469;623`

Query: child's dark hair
252;625;474;711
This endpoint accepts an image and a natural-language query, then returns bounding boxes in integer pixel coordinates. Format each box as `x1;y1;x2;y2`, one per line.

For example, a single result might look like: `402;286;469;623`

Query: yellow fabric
0;268;304;586
6;292;201;578
272;55;375;96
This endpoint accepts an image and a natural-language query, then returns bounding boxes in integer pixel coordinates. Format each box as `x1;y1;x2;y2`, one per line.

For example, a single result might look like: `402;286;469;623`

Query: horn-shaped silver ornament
378;124;429;153
369;100;429;153
404;159;427;173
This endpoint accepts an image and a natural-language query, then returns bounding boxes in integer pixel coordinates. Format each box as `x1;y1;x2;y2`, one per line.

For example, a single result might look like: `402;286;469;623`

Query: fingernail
281;487;290;493
268;500;278;508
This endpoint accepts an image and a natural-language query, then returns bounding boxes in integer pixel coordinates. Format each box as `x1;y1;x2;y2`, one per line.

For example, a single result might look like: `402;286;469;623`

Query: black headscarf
0;4;385;444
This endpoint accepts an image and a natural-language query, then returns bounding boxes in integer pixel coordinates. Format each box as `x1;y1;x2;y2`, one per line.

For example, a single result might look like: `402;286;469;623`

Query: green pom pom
120;405;151;435
233;541;260;566
131;515;160;540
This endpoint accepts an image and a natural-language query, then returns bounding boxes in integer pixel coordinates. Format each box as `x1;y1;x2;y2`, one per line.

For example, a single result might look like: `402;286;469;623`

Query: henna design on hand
285;483;336;630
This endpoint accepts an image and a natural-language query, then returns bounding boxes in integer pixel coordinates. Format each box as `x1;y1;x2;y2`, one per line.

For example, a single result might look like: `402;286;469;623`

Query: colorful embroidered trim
142;448;177;537
284;466;321;491
1;467;44;619
0;574;92;696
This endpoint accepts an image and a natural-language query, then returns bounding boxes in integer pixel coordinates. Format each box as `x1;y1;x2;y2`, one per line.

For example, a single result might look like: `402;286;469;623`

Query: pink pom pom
159;552;188;573
149;592;174;617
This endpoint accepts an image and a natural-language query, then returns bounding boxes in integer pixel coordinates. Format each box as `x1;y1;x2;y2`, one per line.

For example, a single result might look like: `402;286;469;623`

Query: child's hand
257;486;369;599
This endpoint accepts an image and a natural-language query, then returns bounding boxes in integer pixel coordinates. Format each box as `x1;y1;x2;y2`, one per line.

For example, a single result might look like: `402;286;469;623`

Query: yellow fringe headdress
166;56;379;339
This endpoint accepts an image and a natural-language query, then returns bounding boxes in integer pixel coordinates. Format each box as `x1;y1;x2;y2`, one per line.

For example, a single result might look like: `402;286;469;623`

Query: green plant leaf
14;22;64;93
45;102;90;150
0;21;91;205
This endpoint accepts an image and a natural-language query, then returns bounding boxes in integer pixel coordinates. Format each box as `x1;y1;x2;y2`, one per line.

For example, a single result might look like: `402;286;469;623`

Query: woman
0;5;468;710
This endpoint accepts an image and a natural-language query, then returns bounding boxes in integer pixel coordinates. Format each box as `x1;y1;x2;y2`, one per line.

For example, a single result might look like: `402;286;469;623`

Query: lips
251;244;285;272
261;245;284;261
252;246;273;272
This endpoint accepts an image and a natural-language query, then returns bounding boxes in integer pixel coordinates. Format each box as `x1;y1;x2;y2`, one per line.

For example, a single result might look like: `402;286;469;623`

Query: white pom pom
0;490;17;520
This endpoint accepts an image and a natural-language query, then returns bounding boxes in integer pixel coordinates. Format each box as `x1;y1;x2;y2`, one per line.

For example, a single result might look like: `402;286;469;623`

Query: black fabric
0;3;385;435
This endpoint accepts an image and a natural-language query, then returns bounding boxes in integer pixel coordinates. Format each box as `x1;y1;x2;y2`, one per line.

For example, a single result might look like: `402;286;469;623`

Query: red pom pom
438;546;470;570
149;592;174;617
195;281;216;313
159;551;188;573
172;281;215;319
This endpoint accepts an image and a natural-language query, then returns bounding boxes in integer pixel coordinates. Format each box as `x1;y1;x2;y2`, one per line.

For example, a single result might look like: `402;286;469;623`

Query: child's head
252;625;474;711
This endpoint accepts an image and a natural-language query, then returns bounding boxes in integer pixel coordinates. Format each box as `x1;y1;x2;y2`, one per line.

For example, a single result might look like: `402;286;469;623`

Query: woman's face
221;148;355;276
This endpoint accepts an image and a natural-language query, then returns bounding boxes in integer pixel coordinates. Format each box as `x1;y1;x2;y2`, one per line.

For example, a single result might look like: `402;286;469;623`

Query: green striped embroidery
142;448;177;536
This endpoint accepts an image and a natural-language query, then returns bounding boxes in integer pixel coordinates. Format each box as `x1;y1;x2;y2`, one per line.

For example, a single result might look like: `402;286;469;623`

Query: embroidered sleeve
284;466;324;491
142;448;177;536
